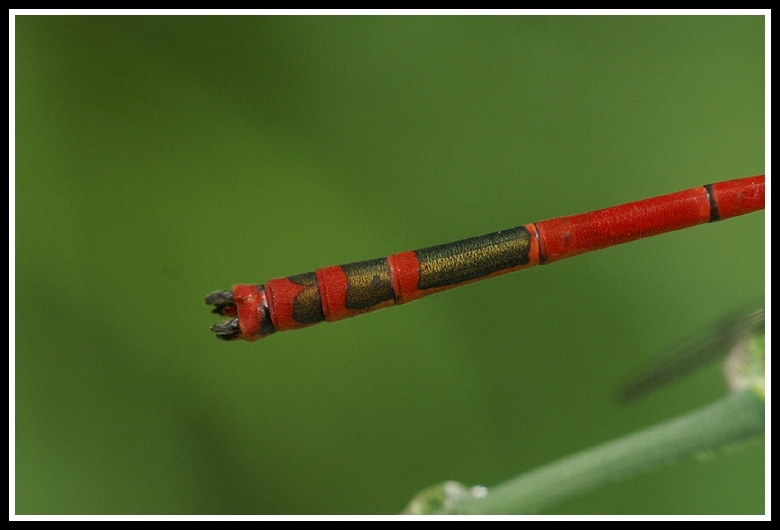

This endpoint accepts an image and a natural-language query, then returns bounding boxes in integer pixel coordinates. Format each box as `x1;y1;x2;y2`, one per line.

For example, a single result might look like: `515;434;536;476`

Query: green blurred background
15;16;765;514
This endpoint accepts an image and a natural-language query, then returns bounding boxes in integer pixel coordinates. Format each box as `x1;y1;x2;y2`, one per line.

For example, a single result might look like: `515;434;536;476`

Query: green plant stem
448;389;764;514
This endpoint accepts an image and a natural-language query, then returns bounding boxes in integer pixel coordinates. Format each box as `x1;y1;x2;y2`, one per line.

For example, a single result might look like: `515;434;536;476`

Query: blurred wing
620;300;764;402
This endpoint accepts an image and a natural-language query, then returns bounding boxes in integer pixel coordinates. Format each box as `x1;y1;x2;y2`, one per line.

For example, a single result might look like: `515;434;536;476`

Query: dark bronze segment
288;273;326;324
342;258;395;310
415;226;531;290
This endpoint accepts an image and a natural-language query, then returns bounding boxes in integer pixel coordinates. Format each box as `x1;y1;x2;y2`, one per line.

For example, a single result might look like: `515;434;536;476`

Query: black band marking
258;285;278;337
704;183;720;222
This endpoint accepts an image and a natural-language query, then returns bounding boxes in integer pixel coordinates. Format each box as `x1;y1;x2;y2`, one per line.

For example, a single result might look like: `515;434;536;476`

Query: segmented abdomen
264;226;536;333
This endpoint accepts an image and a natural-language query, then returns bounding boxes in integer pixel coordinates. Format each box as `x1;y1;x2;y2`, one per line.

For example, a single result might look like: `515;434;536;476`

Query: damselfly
206;175;764;342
